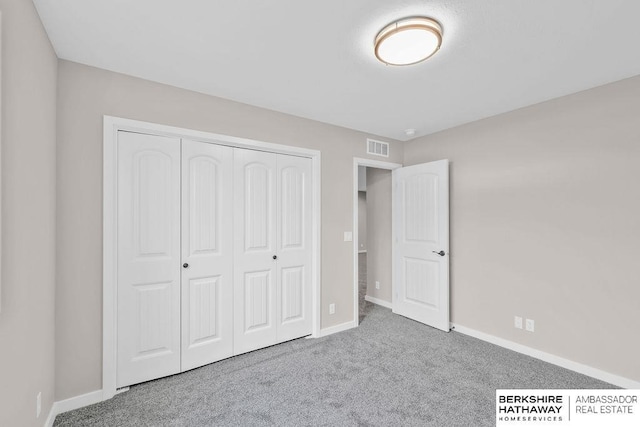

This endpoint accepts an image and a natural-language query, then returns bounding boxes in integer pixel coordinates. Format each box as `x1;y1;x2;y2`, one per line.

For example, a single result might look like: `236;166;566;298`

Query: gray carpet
358;252;372;322
54;305;614;426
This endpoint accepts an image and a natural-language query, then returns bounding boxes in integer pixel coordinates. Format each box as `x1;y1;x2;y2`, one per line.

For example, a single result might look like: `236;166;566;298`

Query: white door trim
103;116;322;400
352;158;402;327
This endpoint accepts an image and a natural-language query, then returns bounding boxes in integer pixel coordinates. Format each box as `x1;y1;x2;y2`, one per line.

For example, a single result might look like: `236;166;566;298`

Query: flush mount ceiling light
374;17;442;66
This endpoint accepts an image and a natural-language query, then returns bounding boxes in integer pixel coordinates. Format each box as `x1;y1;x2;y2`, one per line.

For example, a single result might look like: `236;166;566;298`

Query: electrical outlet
375;281;380;290
514;316;523;329
329;303;336;315
343;232;353;242
525;319;535;332
36;392;42;418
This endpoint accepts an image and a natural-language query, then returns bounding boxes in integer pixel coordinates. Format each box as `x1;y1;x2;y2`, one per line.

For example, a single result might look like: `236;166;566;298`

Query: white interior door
180;139;234;371
234;148;278;354
117;131;181;387
392;159;450;332
276;155;313;342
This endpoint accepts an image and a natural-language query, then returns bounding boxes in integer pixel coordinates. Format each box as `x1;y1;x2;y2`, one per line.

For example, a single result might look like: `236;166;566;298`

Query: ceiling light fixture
374;17;442;66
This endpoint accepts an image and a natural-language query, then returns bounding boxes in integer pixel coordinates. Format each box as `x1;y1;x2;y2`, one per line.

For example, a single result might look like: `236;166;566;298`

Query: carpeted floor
54;303;614;426
358;252;372;322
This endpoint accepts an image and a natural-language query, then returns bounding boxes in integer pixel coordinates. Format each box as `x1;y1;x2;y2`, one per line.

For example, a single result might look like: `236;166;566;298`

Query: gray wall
0;0;58;426
366;168;392;303
358;191;367;252
55;60;403;399
404;75;640;382
357;165;367;191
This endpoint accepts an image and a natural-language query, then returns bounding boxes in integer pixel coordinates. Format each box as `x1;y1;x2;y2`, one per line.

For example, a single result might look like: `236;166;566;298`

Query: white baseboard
45;390;104;427
451;323;640;390
364;295;392;309
318;320;356;337
45;407;57;427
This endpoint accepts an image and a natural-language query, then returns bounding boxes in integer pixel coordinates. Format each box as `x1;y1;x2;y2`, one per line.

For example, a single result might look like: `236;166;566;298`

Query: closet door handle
183;263;189;268
432;250;445;257
273;255;278;260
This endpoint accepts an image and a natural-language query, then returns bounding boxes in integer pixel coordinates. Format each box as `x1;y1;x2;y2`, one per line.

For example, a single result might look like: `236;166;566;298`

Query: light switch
344;232;353;242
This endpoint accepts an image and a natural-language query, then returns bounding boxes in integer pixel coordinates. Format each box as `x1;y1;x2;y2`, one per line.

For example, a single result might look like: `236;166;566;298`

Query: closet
115;131;312;388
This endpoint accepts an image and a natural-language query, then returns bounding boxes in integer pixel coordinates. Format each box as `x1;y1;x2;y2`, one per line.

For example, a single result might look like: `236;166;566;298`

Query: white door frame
103;116;322;399
352;158;402;327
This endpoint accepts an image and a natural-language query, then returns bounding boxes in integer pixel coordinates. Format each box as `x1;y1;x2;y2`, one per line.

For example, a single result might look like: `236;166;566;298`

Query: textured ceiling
33;0;640;141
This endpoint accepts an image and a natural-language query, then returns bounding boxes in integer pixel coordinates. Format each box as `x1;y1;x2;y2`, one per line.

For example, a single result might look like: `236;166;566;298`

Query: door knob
273;255;278;260
432;250;445;257
183;263;189;268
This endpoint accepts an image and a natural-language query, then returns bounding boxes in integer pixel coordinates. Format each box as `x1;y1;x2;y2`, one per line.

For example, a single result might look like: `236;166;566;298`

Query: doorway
352;157;451;331
357;166;368;321
352;158;401;326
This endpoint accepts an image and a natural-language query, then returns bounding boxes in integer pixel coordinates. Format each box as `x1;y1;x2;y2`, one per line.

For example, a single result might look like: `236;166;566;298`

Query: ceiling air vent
367;139;389;157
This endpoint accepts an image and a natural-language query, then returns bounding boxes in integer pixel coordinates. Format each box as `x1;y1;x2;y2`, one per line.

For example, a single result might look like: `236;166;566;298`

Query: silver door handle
432;250;445;257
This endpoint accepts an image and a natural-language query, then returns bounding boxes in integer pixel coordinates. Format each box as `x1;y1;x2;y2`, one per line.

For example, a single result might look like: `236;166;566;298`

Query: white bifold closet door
234;150;312;355
117;135;235;387
233;149;278;354
180;139;234;371
117;131;312;388
117;132;182;388
275;154;313;342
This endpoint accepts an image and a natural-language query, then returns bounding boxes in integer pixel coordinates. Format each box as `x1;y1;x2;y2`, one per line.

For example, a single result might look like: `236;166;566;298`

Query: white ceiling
33;0;640;141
